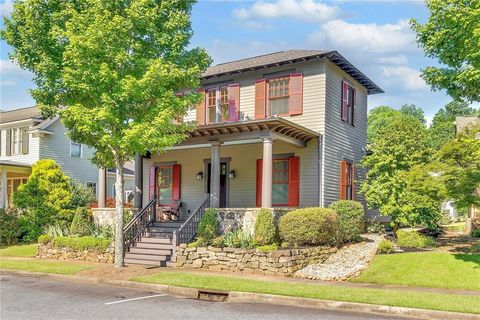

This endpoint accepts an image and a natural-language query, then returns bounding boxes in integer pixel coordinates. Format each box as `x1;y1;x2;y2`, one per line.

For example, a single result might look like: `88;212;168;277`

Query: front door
207;162;227;207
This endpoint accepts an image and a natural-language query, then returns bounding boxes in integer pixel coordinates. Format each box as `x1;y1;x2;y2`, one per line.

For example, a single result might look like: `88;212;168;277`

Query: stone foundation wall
91;208;137;227
173;245;337;276
36;243;114;263
217;208;291;234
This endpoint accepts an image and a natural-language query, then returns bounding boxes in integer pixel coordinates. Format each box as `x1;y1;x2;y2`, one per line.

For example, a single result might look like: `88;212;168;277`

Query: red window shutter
289;73;303;116
256;159;263;207
341;81;348;121
288;156;300;207
149;166;157;200
351;87;356;126
172;164;181;201
339;160;347;200
228;83;240;122
255;79;266;119
196;88;206;125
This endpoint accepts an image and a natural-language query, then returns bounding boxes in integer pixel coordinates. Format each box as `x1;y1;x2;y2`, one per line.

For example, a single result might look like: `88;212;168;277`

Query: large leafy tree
367;106;401;143
2;0;211;267
400;104;426;125
411;0;480;102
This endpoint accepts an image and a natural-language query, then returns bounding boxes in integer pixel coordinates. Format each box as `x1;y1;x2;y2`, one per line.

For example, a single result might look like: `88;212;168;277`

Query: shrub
223;229;254;248
44;223;70;238
52;236;111;251
69;207;93;236
279;208;337;247
187;238;205;248
0;208;22;245
256;244;278;252
471;229;480;238
396;230;436;248
254;208;277;246
468;241;480;254
329;200;364;243
70;179;95;208
197;208;218;243
38;234;52;245
377;239;394;254
211;236;225;247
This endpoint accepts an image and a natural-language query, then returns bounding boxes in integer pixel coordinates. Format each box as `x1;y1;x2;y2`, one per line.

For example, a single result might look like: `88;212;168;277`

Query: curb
1;269;478;320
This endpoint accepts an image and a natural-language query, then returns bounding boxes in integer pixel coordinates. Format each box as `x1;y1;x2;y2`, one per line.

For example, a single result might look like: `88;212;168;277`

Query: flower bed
173;244;337;277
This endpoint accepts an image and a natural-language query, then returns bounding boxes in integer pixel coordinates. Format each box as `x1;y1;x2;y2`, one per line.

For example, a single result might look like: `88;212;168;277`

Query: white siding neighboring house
0;107;134;208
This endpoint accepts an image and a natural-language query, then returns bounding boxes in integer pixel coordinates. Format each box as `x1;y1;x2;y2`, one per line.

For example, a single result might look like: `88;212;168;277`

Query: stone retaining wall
36;243;114;263
173;245;337;276
91;208;137;227
217;208;291;234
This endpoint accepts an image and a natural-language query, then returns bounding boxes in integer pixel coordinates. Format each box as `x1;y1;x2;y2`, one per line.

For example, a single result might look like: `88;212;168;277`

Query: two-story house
0;107;135;208
132;50;383;216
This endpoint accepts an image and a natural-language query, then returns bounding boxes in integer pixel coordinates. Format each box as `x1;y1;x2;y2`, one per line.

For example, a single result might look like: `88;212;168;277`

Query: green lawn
350;252;480;291
132;272;480;315
0;244;37;257
0;259;94;275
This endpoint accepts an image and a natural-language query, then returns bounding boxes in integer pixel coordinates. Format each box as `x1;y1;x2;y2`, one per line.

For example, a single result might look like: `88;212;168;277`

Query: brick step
128;247;172;255
124;253;168;261
138;237;172;244
135;242;173;250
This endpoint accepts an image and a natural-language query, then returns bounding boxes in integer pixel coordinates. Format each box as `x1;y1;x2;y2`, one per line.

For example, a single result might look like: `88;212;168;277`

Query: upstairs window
200;84;240;125
6;127;29;156
70;140;82;157
268;76;290;116
341;81;355;126
219;86;229;122
207;89;217;124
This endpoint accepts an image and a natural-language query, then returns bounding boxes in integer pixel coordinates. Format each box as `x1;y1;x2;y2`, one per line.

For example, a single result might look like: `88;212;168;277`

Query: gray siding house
137;50;383;216
0;107;134;208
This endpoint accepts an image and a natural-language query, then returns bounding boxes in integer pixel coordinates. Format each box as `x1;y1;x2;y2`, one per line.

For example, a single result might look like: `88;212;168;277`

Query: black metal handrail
173;194;210;254
123;198;156;251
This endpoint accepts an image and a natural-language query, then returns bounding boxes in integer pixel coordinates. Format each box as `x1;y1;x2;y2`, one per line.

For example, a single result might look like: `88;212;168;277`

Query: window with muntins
207;89;217;124
157;166;173;205
268;77;290;116
219;86;229;122
272;159;289;206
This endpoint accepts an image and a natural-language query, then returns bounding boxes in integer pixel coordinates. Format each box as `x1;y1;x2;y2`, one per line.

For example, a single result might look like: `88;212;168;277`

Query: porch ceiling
182;118;319;148
0;160;32;174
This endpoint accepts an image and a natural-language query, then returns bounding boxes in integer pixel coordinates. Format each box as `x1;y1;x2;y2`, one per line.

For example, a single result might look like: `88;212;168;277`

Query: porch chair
156;200;181;221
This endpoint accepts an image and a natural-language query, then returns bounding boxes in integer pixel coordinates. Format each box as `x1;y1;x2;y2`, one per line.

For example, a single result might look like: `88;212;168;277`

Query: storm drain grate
197;290;229;302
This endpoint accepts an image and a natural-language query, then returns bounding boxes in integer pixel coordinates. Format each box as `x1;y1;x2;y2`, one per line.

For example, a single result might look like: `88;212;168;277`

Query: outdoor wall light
196;172;203;181
228;170;236;179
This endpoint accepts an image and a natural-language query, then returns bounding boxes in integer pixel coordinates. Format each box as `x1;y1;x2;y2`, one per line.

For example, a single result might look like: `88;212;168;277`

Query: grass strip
132;272;480;314
0;244;37;257
350;252;480;291
0;259;94;275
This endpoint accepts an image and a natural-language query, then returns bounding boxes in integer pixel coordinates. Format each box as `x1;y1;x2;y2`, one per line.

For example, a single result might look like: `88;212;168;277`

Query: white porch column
210;141;222;208
98;167;106;208
134;154;143;209
1;169;7;209
261;137;274;208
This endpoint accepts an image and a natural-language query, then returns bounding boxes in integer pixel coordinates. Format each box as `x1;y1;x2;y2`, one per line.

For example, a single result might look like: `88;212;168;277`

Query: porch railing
123;198;156;251
173;194;210;255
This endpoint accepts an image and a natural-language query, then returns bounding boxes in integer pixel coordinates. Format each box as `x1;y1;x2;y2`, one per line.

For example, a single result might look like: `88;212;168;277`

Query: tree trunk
114;154;125;268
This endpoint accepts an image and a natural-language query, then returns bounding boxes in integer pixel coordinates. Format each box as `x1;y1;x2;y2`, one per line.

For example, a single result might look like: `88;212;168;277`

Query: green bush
197;208;218;243
223;229;254;248
377;239;394;254
279;208;338;247
52;236;111;251
254;208;277;246
211;236;225;248
256;244;279;252
0;208;22;246
69;207;93;236
329;200;365;243
38;234;53;245
396;230;436;248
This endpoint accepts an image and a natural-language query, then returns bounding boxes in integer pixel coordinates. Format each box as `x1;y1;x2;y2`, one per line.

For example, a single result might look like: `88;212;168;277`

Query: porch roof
180;118;319;148
0;160;32;174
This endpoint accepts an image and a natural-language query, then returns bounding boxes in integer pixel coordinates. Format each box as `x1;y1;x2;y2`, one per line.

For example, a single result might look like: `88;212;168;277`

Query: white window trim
205;84;230;124
70;140;83;158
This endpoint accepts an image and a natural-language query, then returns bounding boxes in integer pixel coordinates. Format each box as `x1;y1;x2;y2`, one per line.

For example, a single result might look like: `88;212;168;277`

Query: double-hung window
70;140;82;157
207;89;217;124
207;86;230;124
268;76;290;116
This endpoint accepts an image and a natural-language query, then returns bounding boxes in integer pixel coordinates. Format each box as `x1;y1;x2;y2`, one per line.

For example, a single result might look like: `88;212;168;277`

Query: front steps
124;221;183;267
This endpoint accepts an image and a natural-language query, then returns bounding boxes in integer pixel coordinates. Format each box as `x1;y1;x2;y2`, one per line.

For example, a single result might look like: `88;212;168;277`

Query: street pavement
0;273;418;320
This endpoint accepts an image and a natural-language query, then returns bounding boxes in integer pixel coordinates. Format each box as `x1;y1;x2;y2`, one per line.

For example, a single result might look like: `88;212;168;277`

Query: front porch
0;161;32;209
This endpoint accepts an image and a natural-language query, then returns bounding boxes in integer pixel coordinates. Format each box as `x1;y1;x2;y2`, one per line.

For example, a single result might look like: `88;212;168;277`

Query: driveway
0;272;417;320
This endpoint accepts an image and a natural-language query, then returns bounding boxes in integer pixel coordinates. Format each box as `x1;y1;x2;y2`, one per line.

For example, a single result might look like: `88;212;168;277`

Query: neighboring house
0;107;134;208
137;50;383;217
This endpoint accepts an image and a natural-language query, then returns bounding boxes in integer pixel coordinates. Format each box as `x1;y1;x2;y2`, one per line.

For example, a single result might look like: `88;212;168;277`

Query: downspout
318;134;325;208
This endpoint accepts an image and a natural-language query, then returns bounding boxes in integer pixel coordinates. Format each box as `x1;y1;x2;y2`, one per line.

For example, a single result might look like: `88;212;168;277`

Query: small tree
253;208;276;246
2;0;211;267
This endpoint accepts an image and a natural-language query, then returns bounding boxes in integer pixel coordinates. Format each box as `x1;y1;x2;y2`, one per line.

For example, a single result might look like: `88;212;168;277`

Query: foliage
211;236;225;248
377;239;394;254
329;200;364;243
70;180;95;209
472;230;480;238
187;238;205;248
1;0;211;267
38;235;53;245
89;197;133;209
279;208;337;247
467;241;480;254
256;244;279;252
396;230;436;248
197;208;218;243
400;104;426;125
367;106;401;143
69;207;93;236
361;115;433;230
43;223;70;238
53;236;111;252
411;0;480;102
366;218;386;234
0;208;22;246
253;208;277;246
222;229;254;249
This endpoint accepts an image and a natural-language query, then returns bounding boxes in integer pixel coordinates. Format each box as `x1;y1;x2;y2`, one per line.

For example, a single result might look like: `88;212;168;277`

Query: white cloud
308;19;416;53
0;0;14;18
378;55;408;65
233;0;342;23
0;59;33;77
208;39;291;64
381;65;427;91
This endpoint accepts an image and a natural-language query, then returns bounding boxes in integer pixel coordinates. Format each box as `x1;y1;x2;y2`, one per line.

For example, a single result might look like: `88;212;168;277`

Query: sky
0;0;468;122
